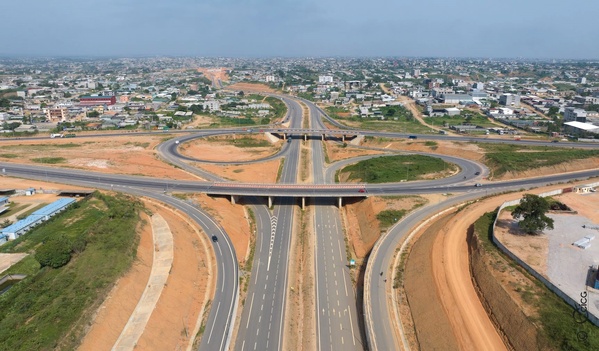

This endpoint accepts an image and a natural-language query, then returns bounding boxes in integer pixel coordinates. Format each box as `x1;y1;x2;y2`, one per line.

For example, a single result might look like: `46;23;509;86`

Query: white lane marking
246;293;255;328
207;301;220;343
267;215;277;271
342;270;348;297
348;303;357;346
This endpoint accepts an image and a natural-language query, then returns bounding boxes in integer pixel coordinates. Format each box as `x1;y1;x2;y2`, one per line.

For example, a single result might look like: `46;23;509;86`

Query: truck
408;135;418;139
50;133;64;138
64;133;76;138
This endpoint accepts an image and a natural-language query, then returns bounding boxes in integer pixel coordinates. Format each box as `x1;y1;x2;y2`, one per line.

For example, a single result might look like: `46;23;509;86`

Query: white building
564;121;599;134
202;100;221;111
318;75;334;84
499;93;520;107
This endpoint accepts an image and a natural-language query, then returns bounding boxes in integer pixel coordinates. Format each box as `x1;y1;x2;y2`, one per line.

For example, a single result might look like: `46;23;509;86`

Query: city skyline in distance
1;0;598;60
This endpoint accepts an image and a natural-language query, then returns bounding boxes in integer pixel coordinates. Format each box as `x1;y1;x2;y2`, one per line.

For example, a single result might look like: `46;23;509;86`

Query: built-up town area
1;57;599;138
2;56;599;351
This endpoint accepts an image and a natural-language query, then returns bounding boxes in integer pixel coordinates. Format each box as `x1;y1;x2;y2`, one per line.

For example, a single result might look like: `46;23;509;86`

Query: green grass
474;210;599;351
0;203;28;219
0;193;142;350
435;112;498;129
276;159;285;183
0;153;18;158
227;137;271;148
16;203;48;220
53;143;81;148
475;143;599;177
31;157;66;164
265;96;287;120
377;210;407;228
325;105;433;134
340;155;453;183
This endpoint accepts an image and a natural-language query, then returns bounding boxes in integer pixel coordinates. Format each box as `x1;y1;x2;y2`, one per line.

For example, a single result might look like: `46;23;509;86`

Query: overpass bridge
207;182;368;208
258;128;360;142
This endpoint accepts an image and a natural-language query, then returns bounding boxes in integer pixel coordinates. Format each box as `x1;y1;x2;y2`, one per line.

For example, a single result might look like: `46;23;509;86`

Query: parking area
545;192;599;316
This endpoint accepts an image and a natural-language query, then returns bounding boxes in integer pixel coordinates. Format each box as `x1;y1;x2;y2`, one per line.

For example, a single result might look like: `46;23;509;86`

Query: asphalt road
309;101;364;351
234;95;302;351
3;94;599;351
0;167;239;351
363;171;599;351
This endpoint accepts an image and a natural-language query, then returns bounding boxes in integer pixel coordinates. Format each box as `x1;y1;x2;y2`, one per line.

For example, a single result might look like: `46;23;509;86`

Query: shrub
35;236;72;268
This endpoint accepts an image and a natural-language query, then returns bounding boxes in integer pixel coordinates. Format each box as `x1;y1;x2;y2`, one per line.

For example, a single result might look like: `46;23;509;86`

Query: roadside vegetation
225;136;271;148
325;106;431;134
0;192;143;350
433;110;498;130
31;157;66;164
474;211;599;351
339;155;454;183
475;143;599;178
265;96;287;120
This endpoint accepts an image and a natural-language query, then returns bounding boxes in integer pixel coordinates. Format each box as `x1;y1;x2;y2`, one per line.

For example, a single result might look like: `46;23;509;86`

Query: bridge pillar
301;197;305;210
283;133;287;140
268;196;273;208
338;197;342;208
304;134;307;141
231;195;237;205
322;134;325;141
342;135;345;142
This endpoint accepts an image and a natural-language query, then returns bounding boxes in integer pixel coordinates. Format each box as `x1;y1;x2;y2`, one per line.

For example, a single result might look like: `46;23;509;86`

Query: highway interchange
2;94;599;351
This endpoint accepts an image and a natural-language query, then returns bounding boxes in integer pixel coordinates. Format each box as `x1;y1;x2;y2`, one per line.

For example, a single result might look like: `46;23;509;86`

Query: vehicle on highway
50;133;64;138
475;171;481;175
408;135;418;139
358;188;366;193
211;235;218;242
474;183;482;187
64;133;76;138
552;140;559;143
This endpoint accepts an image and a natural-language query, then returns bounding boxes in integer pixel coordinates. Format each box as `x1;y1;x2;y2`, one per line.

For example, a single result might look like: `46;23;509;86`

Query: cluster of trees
0;98;10;108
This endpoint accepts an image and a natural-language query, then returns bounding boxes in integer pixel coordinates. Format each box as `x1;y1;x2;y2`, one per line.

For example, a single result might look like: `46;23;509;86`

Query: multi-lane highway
234;96;302;351
3;93;599;351
308;100;364;350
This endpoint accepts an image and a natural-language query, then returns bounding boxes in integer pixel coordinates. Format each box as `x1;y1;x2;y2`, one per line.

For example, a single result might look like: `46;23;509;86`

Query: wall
492;187;599;327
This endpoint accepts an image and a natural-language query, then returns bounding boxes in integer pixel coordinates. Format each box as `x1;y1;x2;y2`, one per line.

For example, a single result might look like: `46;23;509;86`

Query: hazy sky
1;0;598;59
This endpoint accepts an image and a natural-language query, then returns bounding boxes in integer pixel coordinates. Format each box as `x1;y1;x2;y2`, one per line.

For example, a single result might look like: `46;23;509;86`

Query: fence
492;187;599;327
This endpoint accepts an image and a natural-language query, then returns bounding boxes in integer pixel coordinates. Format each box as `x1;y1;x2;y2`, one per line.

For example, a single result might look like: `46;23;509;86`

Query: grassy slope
0;192;142;350
474;211;599;351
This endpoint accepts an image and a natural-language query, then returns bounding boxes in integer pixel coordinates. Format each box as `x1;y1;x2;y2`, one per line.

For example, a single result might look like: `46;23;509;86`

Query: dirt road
432;203;507;351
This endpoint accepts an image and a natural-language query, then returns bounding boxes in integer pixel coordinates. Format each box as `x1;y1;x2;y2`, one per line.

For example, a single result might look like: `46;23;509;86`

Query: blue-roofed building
1;215;44;240
32;198;76;220
0;234;7;245
0;198;77;241
0;196;8;215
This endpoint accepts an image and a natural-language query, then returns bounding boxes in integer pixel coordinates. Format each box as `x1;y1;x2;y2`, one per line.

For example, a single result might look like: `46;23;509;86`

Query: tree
35;235;72;268
511;194;554;234
0;98;10;108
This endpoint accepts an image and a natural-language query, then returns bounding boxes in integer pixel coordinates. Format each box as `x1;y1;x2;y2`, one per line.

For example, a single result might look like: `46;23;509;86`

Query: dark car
211;235;218;242
475;171;481;175
474;183;482;187
552;140;559;143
